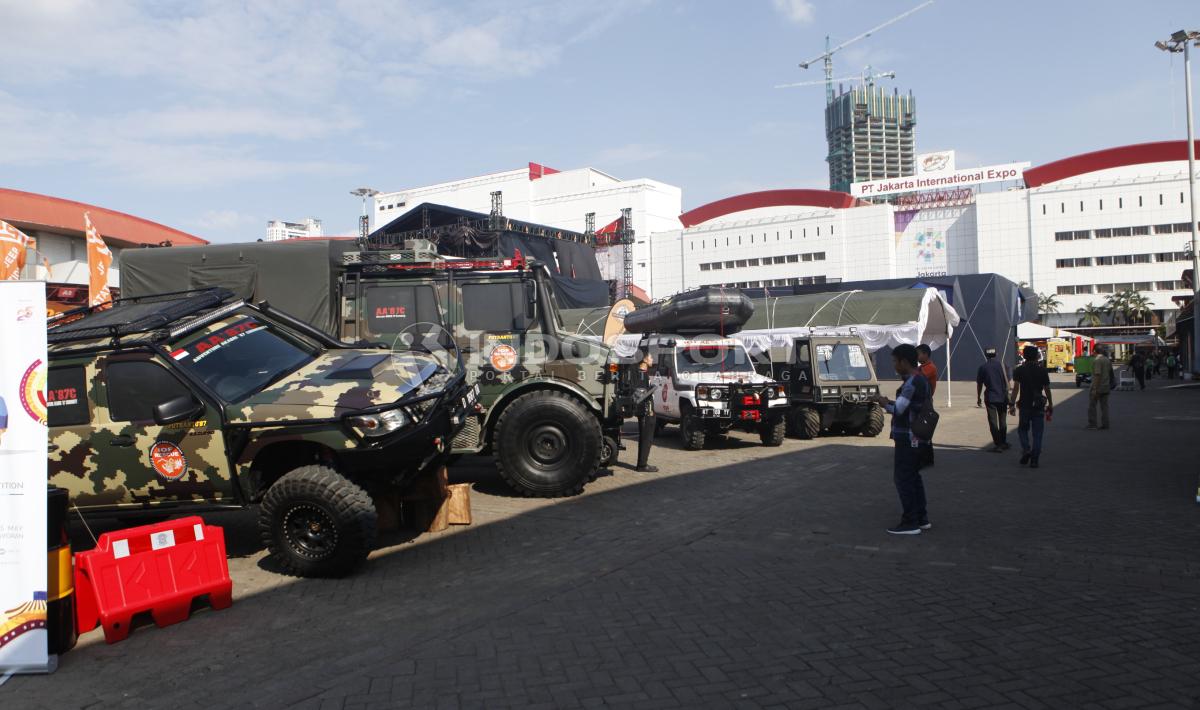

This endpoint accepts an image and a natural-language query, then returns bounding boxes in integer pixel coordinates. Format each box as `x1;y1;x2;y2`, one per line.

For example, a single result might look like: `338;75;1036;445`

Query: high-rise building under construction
825;85;916;193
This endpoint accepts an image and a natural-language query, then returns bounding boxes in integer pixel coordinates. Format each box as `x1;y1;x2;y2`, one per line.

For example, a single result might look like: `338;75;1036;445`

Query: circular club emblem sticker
149;441;188;481
489;344;518;372
20;359;47;426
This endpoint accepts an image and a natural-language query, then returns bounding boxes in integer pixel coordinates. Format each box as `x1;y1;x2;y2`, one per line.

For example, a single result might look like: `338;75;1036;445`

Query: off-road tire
789;407;822;439
259;465;377;578
860;406;885;437
601;435;620;468
679;414;706;451
759;417;786;446
493;390;601;497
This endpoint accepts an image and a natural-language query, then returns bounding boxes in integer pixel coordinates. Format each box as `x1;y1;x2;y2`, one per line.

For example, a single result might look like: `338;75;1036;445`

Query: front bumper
342;381;478;478
694;397;788;422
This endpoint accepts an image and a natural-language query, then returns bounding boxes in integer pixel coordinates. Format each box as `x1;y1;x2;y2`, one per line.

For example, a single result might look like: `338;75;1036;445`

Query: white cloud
594;143;667;167
423;17;555;75
127;106;361;142
188;209;261;232
0;1;649;187
0;91;361;188
771;0;815;25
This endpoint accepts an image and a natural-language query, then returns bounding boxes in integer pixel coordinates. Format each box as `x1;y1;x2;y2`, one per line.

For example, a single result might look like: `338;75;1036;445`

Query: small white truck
648;337;789;450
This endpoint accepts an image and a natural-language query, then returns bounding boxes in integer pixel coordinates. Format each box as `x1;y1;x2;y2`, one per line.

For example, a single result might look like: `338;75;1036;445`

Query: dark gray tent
120;239;356;335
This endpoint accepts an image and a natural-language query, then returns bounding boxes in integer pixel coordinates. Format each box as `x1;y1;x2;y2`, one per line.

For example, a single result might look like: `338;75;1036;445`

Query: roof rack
47;288;236;345
344;239;529;274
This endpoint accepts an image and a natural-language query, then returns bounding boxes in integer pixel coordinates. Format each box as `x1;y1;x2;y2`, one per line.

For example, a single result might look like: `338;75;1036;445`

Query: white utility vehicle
648;337;788;450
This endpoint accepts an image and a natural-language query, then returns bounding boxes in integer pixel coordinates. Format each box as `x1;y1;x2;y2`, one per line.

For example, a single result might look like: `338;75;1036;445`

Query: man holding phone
872;344;931;536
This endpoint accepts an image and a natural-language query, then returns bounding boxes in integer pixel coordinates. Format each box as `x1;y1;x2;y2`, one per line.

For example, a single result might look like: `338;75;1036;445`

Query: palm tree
1127;292;1153;325
1103;291;1130;325
1037;292;1062;317
1076;302;1104;327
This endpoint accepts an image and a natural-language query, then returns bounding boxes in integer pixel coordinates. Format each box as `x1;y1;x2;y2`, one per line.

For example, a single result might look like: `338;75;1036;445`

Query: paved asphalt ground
6;374;1200;709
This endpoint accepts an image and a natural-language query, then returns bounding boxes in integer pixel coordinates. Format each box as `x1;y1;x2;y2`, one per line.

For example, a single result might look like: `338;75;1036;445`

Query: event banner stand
0;281;54;676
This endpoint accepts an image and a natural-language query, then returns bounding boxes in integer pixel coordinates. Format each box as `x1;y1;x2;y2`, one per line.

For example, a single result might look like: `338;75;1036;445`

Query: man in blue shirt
873;344;931;535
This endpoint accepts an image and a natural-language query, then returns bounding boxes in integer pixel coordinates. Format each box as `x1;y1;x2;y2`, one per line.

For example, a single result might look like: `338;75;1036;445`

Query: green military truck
121;239;630;498
46;288;473;577
760;334;885;439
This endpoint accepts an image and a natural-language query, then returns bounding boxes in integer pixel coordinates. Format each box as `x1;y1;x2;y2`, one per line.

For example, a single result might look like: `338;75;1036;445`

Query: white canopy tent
1016;322;1095;343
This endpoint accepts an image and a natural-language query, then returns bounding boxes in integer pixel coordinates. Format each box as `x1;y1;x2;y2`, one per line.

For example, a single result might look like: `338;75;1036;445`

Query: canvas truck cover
119;240;356;336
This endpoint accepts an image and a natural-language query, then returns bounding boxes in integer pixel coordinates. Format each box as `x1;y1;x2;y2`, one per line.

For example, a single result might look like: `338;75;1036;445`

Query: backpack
908;375;939;439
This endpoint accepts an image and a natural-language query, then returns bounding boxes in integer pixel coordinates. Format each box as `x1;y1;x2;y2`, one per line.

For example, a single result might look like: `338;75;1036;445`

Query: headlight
864;385;879;395
348;407;412;437
770;385;786;399
708;387;726;400
821;387;838;396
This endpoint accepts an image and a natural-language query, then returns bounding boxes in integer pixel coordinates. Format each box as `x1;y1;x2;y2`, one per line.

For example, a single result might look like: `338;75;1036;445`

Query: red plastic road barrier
74;516;233;644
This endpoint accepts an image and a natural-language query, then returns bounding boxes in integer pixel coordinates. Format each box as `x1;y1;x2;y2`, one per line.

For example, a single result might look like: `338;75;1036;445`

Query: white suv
648;337;788;450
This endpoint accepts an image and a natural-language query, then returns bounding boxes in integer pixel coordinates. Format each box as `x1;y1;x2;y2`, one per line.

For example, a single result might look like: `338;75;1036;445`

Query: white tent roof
1017;322;1095;342
601;287;961;358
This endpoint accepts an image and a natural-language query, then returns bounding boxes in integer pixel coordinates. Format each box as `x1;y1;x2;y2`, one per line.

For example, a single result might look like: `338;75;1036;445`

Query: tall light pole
1156;30;1200;375
350;187;380;247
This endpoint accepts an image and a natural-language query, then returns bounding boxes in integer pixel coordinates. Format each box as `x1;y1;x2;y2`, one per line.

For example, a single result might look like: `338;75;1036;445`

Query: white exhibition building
374;141;1199;326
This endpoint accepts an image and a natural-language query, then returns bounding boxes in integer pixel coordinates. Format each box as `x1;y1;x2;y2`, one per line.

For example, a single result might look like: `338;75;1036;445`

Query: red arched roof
679;189;860;228
0;188;207;247
1024;140;1200;188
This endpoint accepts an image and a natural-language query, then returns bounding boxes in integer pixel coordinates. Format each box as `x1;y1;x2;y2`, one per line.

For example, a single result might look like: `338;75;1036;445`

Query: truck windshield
169;312;316;402
540;270;565;332
677;345;754;374
814;343;872;381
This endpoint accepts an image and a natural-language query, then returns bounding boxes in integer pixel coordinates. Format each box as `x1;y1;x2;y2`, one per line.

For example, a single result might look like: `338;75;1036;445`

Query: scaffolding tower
619;207;633;300
489;191;504;231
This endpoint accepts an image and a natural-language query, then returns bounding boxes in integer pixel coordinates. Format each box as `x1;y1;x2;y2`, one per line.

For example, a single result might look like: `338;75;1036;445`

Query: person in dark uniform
633;344;658;473
916;344;938;467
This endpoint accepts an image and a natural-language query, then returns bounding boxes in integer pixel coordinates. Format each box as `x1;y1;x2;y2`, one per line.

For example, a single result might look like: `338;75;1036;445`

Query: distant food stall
1016;322;1096;370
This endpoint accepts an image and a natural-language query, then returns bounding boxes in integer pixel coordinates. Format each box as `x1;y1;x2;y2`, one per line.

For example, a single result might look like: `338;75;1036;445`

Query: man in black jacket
976;347;1010;452
1009;345;1053;469
633;347;658;473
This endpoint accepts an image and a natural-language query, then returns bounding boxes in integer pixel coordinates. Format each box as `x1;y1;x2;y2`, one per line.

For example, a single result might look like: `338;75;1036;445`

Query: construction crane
776;67;895;91
796;0;933;105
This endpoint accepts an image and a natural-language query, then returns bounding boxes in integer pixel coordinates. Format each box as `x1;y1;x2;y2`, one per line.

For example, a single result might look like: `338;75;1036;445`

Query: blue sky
1;0;1196;243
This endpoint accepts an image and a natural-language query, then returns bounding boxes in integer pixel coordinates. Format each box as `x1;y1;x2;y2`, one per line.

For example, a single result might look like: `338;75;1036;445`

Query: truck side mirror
153;394;204;426
513;280;537;331
525;281;537;317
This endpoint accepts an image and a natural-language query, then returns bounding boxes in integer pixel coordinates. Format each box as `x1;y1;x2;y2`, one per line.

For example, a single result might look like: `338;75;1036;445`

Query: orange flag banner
84;212;113;307
0;219;32;281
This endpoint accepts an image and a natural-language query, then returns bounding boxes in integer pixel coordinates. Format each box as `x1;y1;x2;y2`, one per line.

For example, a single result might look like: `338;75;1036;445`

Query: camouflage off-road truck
46;288;473;577
122;239;632;499
339;243;627;497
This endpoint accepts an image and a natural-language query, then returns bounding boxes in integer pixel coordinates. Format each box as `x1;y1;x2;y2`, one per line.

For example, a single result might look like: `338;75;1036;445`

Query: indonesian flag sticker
171;348;189;361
